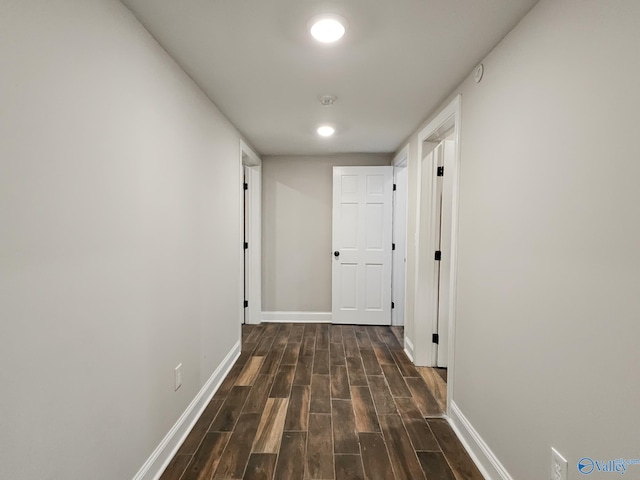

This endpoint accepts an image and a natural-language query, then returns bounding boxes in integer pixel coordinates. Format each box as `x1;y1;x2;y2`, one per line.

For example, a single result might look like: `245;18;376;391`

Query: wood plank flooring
160;324;482;480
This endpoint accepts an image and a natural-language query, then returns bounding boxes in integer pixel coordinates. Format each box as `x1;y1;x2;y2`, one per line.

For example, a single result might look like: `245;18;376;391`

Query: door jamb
392;145;409;326
240;140;262;325
414;95;461;414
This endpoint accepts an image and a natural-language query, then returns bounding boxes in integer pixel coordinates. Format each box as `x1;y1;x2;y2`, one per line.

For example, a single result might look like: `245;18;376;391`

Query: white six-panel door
332;166;393;325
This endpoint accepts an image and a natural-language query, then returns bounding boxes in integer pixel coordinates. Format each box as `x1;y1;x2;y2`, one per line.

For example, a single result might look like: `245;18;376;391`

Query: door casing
413;95;462;414
241;140;262;325
392;147;409;326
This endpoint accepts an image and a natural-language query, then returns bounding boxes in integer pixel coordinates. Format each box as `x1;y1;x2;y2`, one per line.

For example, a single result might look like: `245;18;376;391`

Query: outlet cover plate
551;447;568;480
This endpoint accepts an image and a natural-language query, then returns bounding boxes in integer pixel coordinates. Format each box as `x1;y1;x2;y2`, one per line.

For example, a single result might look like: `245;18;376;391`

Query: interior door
433;145;444;365
243;166;249;325
436;139;455;367
332;166;394;325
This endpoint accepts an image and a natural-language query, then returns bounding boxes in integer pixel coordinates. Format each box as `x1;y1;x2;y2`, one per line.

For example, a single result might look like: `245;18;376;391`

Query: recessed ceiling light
309;15;347;43
317;125;335;137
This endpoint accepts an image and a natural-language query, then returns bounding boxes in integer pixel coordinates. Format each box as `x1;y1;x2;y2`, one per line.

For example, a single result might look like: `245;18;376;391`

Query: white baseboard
404;336;415;362
132;341;241;480
261;311;332;323
448;401;512;480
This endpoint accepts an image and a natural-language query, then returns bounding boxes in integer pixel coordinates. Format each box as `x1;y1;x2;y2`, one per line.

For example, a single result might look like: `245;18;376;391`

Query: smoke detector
474;63;484;83
319;95;337;106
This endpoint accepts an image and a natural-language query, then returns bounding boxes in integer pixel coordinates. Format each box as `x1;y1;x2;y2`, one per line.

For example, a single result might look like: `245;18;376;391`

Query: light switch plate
551;447;568;480
174;363;183;391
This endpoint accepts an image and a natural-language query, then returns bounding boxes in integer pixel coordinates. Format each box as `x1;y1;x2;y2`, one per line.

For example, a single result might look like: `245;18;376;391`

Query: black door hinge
243;182;248;190
392;243;396;251
432;333;439;344
244;242;249;250
434;250;441;261
437;166;444;177
392;302;395;309
393;183;397;191
244;300;248;308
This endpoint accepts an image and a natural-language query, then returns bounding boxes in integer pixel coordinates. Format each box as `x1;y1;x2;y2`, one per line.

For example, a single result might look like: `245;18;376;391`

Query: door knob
334;251;340;257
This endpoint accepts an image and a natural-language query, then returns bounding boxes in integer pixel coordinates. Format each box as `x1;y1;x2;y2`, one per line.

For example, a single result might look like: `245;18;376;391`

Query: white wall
0;1;242;479
401;1;640;478
262;154;391;312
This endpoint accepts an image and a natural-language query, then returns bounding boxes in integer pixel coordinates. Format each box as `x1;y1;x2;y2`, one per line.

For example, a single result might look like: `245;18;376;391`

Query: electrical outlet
174;363;183;391
551;447;568;480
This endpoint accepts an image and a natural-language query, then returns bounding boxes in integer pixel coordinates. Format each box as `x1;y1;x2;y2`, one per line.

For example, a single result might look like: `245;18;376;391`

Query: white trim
132;341;241;480
240;140;262;325
412;141;439;366
404;335;414;362
445;95;462;412
240;139;260;166
261;311;332;323
238;146;245;330
244;165;262;325
393;144;409;167
391;144;409;327
448;401;512;480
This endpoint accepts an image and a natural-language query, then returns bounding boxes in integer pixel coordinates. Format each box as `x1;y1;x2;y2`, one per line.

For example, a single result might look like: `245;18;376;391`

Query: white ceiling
120;0;538;156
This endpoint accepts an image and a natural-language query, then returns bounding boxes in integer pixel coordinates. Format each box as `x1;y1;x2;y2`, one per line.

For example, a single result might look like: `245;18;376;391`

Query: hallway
160;324;482;480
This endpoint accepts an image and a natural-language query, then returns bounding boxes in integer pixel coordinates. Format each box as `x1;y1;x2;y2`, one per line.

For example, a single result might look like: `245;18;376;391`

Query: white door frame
392;145;409;326
414;95;461;412
240;140;262;325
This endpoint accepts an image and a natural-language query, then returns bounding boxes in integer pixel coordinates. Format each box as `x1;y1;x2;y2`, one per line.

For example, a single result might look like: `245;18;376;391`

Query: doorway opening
413;95;461;414
241;140;262;325
392;146;409;327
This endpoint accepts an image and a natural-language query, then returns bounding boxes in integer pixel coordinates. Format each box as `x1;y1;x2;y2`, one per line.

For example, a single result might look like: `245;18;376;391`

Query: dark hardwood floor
160;323;483;480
